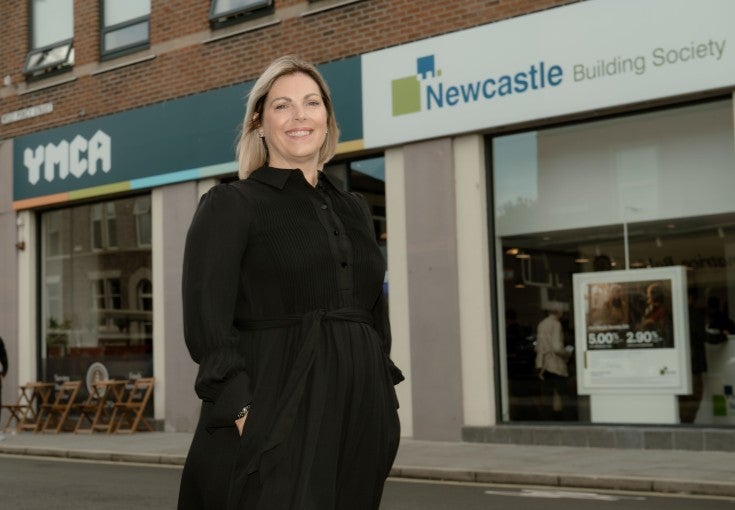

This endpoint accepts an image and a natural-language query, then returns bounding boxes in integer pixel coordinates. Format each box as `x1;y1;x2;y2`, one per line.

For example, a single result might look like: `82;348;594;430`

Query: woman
535;303;571;420
177;55;403;510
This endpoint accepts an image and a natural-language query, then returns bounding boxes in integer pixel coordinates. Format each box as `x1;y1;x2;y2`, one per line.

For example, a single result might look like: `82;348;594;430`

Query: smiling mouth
287;130;312;138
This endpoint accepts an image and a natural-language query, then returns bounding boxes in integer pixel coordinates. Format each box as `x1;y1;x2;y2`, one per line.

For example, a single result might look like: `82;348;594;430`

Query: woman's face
259;72;328;171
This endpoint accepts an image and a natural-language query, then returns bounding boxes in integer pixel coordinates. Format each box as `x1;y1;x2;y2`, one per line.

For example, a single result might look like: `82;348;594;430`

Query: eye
274;103;289;110
307;100;321;107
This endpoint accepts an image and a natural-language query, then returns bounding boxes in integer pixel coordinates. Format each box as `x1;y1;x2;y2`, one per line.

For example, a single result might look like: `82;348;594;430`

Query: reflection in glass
104;21;149;52
32;0;73;48
41;195;153;385
210;0;271;18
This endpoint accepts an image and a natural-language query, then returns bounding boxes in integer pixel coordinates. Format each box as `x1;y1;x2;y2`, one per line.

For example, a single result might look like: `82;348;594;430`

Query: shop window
100;0;151;60
40;195;153;382
209;0;273;28
134;196;152;246
25;0;74;79
491;99;735;426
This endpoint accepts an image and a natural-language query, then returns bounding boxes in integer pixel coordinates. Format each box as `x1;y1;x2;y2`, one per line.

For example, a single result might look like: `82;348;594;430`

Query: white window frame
25;0;74;78
209;0;273;28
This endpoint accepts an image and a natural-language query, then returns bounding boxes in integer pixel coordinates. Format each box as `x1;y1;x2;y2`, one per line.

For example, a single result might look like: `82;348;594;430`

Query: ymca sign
23;130;111;185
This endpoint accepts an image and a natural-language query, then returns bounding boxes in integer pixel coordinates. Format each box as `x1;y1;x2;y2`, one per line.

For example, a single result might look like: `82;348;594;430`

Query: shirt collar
248;166;292;189
248;166;340;190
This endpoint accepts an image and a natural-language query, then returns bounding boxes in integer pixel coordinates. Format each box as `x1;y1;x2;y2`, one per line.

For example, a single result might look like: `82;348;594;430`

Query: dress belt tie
227;307;374;509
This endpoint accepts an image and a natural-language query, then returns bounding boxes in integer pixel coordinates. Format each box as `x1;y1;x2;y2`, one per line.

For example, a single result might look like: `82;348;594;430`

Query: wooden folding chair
111;377;155;433
37;380;81;433
1;386;33;432
72;383;105;434
74;379;127;434
7;382;56;433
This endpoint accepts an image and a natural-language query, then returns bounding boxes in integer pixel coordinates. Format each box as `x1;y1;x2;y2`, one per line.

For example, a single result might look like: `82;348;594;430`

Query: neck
300;166;319;187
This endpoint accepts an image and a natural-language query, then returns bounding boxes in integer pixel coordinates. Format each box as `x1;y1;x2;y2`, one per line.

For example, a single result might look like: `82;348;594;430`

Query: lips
286;129;312;138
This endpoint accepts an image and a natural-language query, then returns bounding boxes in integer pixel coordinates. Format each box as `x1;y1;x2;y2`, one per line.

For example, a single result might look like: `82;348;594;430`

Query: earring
258;131;264;138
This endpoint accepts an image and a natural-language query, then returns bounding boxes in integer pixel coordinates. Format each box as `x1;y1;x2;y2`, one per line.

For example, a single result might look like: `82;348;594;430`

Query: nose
294;105;307;121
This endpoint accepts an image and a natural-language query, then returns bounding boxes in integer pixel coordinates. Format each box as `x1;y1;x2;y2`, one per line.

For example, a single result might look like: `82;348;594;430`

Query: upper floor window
209;0;273;28
100;0;151;60
25;0;74;79
133;197;152;246
137;279;153;311
91;202;118;251
46;210;61;256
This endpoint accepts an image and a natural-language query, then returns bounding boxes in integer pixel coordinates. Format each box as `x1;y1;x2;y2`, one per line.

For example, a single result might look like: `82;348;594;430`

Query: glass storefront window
40;195;153;385
492;99;735;426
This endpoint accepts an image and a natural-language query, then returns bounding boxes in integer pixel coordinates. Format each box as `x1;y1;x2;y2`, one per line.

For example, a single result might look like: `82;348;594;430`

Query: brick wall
0;0;579;139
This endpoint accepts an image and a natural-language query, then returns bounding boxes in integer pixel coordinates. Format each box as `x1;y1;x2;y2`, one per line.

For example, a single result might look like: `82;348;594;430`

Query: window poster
573;266;691;394
585;278;674;350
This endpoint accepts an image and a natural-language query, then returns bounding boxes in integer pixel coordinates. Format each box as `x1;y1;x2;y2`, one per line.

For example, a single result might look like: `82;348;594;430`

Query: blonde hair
236;55;340;179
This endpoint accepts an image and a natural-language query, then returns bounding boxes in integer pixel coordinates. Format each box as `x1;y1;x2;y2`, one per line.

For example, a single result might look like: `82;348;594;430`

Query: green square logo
713;394;727;416
392;76;421;116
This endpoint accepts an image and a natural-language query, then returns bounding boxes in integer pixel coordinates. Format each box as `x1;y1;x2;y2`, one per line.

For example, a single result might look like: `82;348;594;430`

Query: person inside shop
678;288;707;423
177;55;403;510
592;254;613;271
535;301;573;420
705;295;735;345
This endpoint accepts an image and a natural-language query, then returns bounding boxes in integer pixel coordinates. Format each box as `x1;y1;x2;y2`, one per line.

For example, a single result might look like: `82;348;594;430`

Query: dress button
333;230;339;236
321;204;328;210
340;262;348;268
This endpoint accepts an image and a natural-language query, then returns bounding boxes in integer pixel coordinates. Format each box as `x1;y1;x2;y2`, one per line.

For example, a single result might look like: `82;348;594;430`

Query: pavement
1;431;734;498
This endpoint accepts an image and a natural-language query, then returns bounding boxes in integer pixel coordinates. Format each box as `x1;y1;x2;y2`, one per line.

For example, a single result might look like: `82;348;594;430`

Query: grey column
160;181;200;432
403;138;463;440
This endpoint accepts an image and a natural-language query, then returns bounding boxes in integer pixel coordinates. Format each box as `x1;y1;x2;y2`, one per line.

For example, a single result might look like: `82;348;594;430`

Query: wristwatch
235;403;251;420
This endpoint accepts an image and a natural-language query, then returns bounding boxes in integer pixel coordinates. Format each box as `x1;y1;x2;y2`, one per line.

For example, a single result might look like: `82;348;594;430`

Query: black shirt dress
177;166;403;510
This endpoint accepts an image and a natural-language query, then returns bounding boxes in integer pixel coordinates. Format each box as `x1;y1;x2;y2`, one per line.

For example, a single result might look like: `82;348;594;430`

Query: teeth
289;130;310;137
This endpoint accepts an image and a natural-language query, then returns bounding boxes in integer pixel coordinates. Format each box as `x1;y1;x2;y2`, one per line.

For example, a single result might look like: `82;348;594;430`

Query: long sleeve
182;183;253;429
0;337;7;376
549;320;566;355
372;289;405;385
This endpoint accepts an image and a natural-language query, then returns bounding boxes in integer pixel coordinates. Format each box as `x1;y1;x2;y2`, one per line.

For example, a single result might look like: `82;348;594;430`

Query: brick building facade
1;0;575;141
